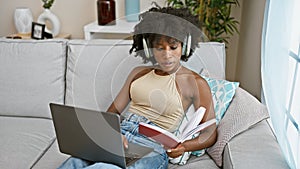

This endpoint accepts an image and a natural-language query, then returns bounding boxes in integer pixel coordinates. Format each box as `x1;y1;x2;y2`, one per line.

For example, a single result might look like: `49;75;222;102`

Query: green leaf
166;0;240;44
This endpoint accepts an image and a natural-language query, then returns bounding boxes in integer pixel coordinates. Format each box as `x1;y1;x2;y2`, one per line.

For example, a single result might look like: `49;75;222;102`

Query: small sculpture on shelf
37;0;60;37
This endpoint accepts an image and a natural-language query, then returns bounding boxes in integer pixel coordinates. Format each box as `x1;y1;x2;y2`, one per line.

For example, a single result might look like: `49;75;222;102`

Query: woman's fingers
122;135;129;149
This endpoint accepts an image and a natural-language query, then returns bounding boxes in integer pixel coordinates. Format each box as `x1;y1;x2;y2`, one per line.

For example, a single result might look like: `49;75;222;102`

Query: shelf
84;19;138;40
6;33;71;40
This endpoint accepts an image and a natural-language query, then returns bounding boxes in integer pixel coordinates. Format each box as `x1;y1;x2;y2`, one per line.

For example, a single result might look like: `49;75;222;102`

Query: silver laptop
49;103;154;169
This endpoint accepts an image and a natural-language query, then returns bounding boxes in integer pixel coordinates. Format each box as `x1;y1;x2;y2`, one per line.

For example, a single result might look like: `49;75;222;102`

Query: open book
139;107;216;149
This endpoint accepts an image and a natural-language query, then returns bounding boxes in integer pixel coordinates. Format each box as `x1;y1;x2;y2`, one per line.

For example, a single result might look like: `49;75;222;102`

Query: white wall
0;0;166;39
226;2;242;82
235;0;266;100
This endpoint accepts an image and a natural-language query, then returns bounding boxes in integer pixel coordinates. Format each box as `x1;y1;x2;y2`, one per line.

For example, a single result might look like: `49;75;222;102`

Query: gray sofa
0;38;290;169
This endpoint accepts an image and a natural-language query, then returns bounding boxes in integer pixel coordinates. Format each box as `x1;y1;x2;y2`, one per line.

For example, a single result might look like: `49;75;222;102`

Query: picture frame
31;22;45;40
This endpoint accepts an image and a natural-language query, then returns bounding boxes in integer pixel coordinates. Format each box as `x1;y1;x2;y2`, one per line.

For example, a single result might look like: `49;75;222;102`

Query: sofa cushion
65;40;225;111
223;120;290;169
182;42;226;79
207;87;270;167
0;39;67;119
0;116;56;169
66;40;145;110
31;140;69;169
168;154;219;169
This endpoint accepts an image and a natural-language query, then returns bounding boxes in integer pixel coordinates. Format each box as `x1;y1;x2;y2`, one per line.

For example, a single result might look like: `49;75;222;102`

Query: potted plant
42;0;55;9
166;0;240;44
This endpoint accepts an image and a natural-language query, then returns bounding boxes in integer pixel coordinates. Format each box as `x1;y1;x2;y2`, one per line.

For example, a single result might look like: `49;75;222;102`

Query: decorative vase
125;0;140;22
97;0;116;25
14;7;33;34
37;9;60;37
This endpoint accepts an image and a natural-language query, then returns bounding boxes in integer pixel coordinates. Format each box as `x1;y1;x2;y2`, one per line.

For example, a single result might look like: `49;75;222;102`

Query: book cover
138;107;216;149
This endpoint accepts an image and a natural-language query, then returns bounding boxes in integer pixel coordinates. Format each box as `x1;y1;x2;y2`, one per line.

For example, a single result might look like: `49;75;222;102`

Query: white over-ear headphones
142;36;152;59
181;33;192;56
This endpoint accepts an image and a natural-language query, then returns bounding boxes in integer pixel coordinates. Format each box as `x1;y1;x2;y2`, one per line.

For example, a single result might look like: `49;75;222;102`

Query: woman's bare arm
168;73;217;158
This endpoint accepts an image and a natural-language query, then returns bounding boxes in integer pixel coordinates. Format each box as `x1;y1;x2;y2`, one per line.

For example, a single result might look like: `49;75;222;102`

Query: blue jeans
57;112;168;169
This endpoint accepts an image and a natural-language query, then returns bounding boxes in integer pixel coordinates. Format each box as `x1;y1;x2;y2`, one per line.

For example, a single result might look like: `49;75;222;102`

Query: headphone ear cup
186;34;192;56
181;34;191;56
142;37;151;59
181;36;187;56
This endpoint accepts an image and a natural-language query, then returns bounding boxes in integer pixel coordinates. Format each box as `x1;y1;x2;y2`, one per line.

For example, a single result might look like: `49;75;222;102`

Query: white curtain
261;0;300;169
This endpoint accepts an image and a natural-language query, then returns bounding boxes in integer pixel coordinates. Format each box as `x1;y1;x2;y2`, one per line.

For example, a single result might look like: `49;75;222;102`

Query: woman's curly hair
129;6;204;64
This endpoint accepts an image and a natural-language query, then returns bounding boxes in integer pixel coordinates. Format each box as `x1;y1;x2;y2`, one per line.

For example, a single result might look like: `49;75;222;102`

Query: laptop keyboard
125;152;140;164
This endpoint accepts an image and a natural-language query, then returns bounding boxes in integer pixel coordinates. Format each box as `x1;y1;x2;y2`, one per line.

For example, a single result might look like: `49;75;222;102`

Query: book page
180;118;216;142
181;107;206;137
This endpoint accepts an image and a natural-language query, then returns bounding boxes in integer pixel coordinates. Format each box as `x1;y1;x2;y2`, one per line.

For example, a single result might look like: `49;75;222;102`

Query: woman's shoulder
129;66;154;81
131;66;153;73
180;66;207;83
130;66;154;76
180;66;201;77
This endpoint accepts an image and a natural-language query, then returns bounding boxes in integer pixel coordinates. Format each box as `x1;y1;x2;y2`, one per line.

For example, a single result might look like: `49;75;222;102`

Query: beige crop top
128;69;184;132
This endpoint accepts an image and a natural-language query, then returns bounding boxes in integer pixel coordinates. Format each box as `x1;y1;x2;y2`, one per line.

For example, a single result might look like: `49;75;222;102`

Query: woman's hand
166;143;186;158
122;135;129;149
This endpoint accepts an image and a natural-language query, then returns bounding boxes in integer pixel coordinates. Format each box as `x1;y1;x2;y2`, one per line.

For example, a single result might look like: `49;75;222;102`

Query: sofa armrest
207;87;289;168
207;87;269;166
223;120;290;169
